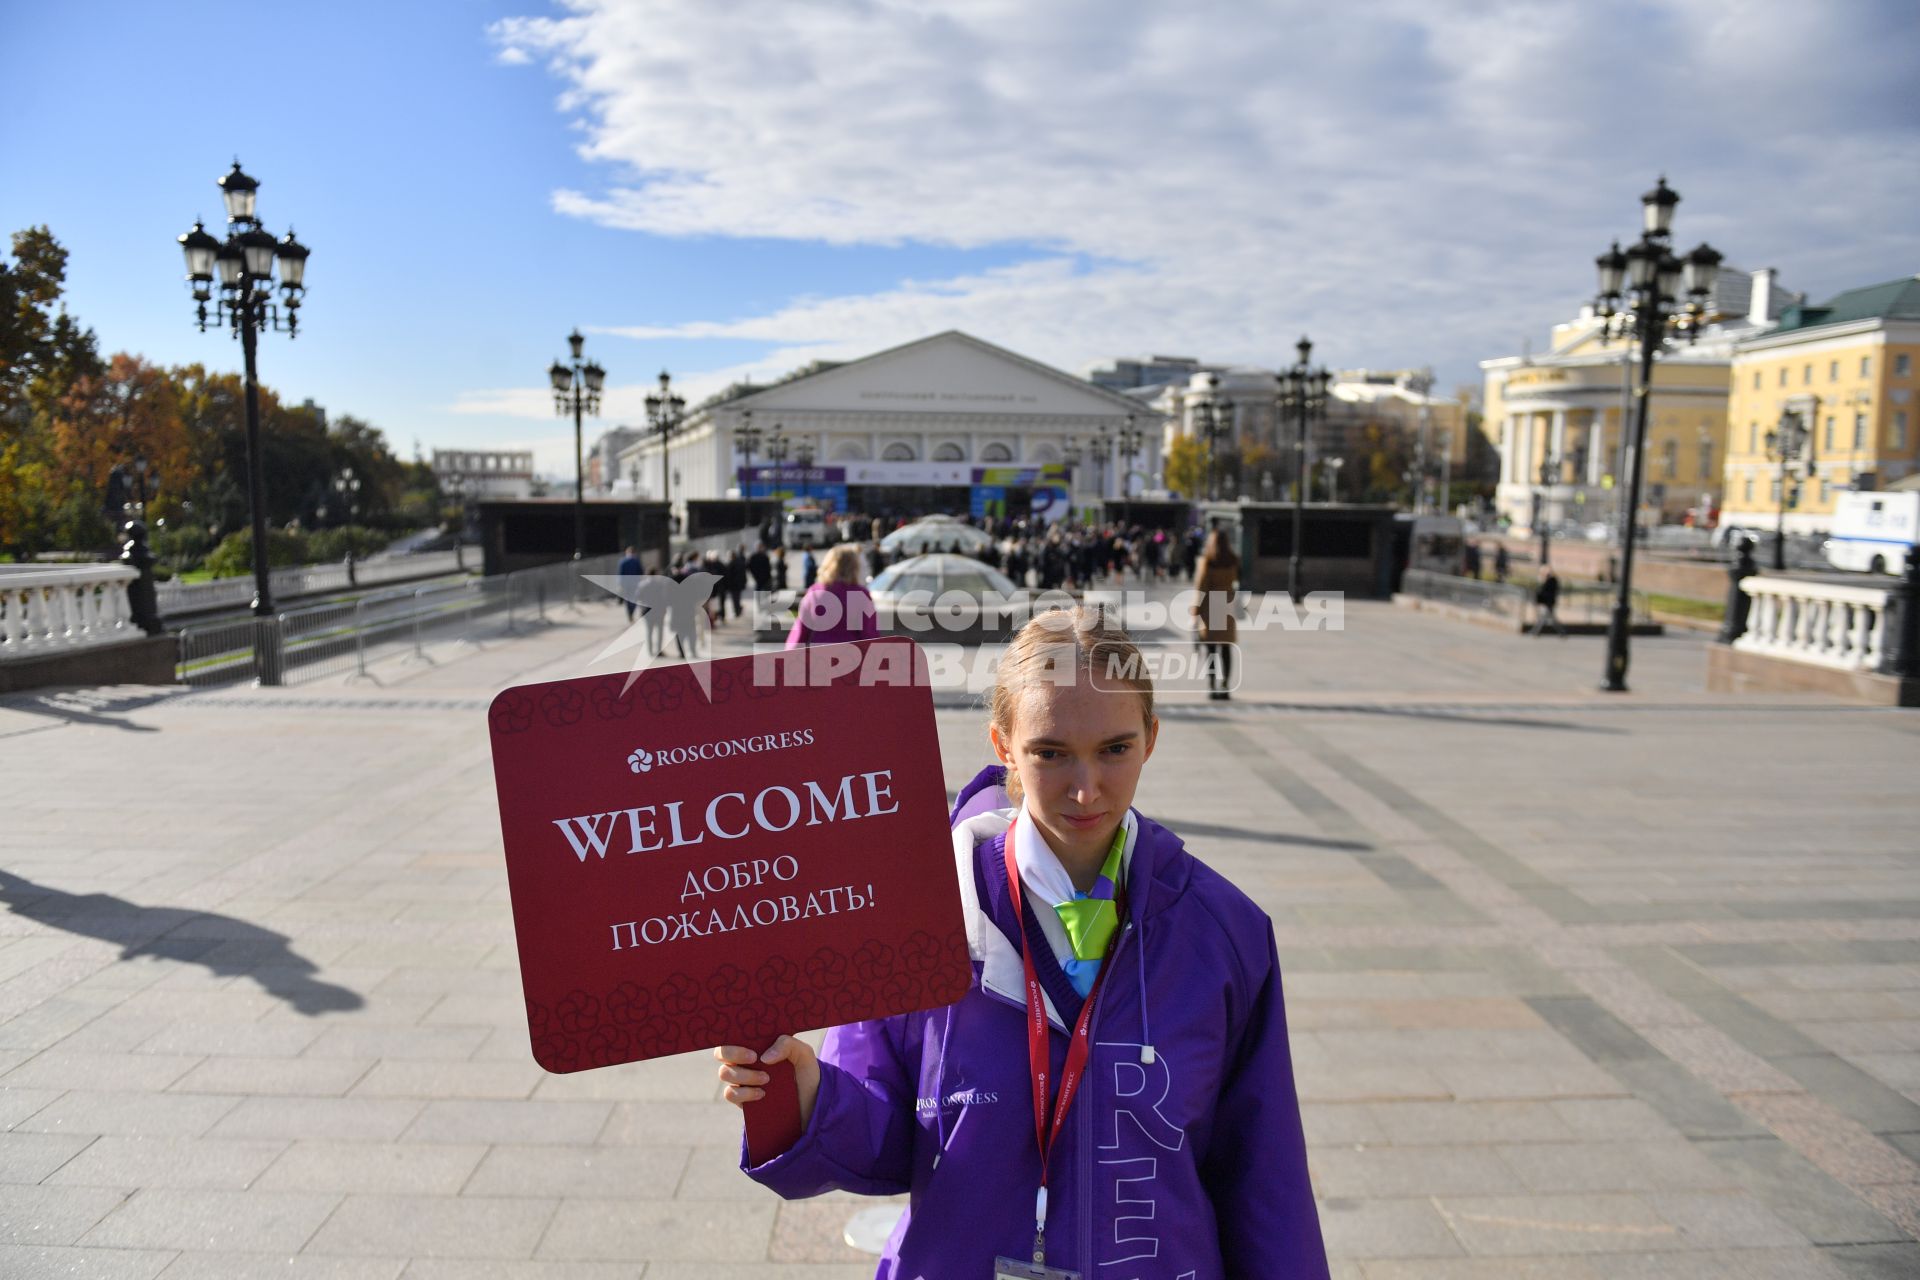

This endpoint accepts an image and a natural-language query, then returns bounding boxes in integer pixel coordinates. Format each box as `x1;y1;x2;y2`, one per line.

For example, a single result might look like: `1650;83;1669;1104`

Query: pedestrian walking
1192;528;1239;700
616;545;642;622
724;545;748;620
801;547;819;590
748;542;772;594
1530;565;1567;636
1464;541;1483;580
773;546;790;591
718;606;1329;1279
1494;543;1510;584
783;543;881;648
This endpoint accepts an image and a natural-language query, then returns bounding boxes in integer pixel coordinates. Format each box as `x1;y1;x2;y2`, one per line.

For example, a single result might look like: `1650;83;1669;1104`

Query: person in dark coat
724;546;748;619
1530;565;1566;636
1494;543;1511;584
748;542;773;594
616;545;643;622
802;547;818;590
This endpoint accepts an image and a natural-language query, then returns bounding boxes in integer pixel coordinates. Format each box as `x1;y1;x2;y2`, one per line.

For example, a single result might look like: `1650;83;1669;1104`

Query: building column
1515;412;1533;492
1550;409;1567;482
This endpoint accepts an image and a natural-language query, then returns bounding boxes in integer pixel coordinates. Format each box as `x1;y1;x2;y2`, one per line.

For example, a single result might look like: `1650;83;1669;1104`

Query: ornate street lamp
1062;435;1084;504
1277;336;1331;602
644;370;686;568
1764;409;1810;572
1091;422;1114;504
1592;176;1722;691
1196;375;1232;503
1323;455;1345;504
735;408;763;494
333;465;361;526
794;439;816;504
178;160;310;685
1116;414;1145;497
549;329;605;560
1533;453;1561;570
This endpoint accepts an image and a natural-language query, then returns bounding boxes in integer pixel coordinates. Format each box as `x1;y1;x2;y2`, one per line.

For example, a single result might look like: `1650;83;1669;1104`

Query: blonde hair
989;605;1156;801
818;543;864;584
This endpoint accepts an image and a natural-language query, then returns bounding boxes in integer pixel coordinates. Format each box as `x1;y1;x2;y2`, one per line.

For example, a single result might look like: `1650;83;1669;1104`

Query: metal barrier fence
176;554;621;688
156;549;466;618
1400;569;1530;621
1399;569;1652;627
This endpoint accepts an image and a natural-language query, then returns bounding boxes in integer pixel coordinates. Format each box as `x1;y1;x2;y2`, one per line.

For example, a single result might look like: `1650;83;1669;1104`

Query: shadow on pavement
0;869;362;1016
1170;819;1372;853
1169;703;1624;733
0;689;178;734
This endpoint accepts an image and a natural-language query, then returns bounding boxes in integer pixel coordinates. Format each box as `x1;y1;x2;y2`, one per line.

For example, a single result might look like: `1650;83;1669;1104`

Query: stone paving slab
0;590;1915;1273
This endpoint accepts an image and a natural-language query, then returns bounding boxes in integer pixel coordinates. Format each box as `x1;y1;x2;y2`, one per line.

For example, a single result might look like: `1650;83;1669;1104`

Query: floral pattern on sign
522;940;966;1073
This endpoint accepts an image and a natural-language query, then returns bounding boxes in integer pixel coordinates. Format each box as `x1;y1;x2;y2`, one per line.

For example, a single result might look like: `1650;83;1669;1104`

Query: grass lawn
1646;592;1725;623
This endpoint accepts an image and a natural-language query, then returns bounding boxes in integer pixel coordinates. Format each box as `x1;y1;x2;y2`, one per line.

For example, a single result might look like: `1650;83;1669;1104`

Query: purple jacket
745;765;1329;1279
785;580;882;648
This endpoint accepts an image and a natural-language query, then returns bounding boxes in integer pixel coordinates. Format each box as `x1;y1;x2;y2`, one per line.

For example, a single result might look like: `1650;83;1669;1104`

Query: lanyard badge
993;818;1126;1280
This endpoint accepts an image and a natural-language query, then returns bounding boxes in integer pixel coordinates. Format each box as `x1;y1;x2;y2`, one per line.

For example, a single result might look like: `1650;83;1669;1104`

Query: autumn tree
1164;435;1206;500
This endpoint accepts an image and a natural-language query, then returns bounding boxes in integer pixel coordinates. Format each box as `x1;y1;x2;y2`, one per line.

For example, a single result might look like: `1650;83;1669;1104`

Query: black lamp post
1197;376;1232;503
1323;455;1345;504
1062;436;1084;507
548;330;605;561
178;160;309;686
1277;336;1331;603
794;439;816;504
1091;423;1114;505
1533;453;1560;569
1592;176;1722;691
643;371;686;569
1764;408;1809;572
1116;414;1144;498
333;465;361;527
735;409;762;496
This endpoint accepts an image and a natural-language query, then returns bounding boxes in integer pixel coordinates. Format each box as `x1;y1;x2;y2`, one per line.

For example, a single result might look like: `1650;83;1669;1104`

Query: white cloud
493;0;1920;394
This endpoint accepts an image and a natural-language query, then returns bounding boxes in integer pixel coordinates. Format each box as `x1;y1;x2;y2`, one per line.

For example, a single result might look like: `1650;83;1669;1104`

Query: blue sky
5;0;1916;477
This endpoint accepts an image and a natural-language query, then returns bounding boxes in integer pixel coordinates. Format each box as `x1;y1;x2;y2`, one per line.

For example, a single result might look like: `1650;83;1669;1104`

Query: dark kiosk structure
1200;502;1400;598
476;500;670;577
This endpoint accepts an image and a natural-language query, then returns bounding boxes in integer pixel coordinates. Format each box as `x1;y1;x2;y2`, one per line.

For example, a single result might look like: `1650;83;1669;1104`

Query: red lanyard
1002;818;1126;1263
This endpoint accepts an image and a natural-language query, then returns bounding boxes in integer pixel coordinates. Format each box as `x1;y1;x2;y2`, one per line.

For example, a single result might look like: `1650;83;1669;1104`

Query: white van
1823;491;1919;575
783;506;829;549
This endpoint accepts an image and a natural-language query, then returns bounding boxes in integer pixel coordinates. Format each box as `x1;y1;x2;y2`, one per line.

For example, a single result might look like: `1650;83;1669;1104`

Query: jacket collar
948;765;1193;1031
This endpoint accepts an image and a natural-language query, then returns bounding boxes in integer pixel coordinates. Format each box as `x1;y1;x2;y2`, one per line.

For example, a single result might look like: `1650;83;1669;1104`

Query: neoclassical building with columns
615;331;1161;523
1482;267;1799;530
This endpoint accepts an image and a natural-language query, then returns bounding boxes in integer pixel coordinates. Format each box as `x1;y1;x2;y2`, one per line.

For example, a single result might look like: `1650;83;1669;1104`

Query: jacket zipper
1083;918;1136;1275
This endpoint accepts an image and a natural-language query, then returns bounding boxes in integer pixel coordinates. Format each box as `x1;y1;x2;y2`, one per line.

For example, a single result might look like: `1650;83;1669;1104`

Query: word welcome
551;771;900;863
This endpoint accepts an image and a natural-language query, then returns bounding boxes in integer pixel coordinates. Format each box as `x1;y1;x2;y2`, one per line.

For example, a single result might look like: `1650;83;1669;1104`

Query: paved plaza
2;588;1918;1278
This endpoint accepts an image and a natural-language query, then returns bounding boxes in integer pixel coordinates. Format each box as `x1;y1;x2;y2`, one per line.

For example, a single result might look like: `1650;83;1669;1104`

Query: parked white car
1823;491;1918;575
782;506;830;549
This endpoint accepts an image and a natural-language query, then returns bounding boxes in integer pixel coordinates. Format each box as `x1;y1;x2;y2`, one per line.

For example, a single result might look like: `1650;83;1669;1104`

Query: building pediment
726;331;1152;420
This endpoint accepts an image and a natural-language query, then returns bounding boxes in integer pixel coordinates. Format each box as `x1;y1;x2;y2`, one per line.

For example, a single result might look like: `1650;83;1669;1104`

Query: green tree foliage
1164;435;1206;500
1;226;422;564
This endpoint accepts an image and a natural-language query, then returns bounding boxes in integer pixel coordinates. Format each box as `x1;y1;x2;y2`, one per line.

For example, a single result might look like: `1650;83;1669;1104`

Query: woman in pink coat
784;542;882;648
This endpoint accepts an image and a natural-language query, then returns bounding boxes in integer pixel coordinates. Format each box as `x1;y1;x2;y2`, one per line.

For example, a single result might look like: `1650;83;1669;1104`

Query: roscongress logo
626;729;815;776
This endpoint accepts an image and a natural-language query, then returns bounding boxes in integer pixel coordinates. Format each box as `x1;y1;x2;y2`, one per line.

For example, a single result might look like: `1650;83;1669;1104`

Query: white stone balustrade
1735;575;1894;672
0;564;141;657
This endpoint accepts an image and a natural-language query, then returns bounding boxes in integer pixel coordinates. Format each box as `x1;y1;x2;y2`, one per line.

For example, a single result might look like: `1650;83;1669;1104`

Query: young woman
1191;528;1239;701
717;607;1327;1279
785;542;882;648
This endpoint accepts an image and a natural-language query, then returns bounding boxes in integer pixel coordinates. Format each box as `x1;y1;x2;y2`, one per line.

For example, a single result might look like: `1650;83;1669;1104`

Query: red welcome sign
487;637;971;1075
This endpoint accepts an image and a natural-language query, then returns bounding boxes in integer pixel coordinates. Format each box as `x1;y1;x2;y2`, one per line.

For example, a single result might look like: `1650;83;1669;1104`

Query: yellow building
1724;275;1920;535
1481;268;1795;531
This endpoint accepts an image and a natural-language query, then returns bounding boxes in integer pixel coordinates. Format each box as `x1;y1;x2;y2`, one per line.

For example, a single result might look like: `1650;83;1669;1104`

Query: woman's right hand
715;1035;822;1127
